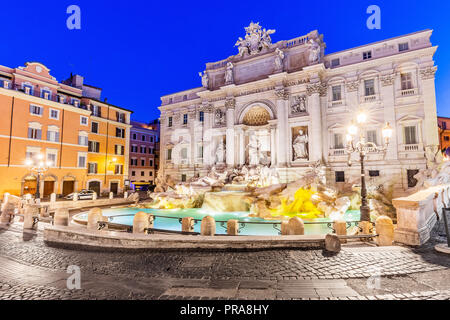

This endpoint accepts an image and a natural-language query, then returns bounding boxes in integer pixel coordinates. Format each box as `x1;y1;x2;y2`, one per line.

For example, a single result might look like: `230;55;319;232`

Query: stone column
275;88;289;167
238;128;245;166
188;110;196;169
419;67;440;148
225;98;236;168
307;82;325;162
380;74;398;160
202;104;213;167
270;124;277;166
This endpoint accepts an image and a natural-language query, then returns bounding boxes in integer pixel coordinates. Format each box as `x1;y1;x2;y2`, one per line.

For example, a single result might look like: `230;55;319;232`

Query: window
131;145;138;153
58;95;65;103
114;164;123;175
334;133;344;149
141;171;145;176
88;141;100;153
442;122;447;130
28;127;42;140
149;160;153;167
88;163;98;174
91;105;101;117
116;112;126;123
41;90;51;100
167;149;172;160
332;85;342;101
132;133;137;140
369;170;380;177
363;51;372;60
404;126;417;145
47;128;59;142
80;116;88;126
46;150;57;167
183;95;187;101
131;158;137;166
331;58;340;67
116;128;125;138
401;73;413;90
181;174;187;182
78;153;87;168
335;171;345;182
30;105;42;116
399;42;409;52
445;136;450;142
364;79;375;96
78;134;88;146
150;171;153;177
91;122;99;134
140;146;146;153
367;130;377;145
23;84;33;95
131;171;136;176
168;117;173;127
141;135;146;141
150;136;154;143
199;111;204;122
149;148;154;154
183;114;188;125
181;148;187;159
115;145;124;155
141;159;145;166
49;109;59;120
71;99;80;107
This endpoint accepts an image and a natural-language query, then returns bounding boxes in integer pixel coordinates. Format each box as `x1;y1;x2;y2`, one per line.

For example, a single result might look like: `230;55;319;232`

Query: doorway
23;177;37;196
62;180;75;196
110;182;119;195
88;181;101;195
43;180;55;197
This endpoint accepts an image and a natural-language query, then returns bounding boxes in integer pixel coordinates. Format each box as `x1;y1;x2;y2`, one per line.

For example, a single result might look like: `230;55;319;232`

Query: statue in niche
214;109;226;126
291;95;307;114
215;141;226;164
198;71;208;88
225;62;234;84
247;135;264;166
293;129;309;160
274;48;284;71
308;38;321;64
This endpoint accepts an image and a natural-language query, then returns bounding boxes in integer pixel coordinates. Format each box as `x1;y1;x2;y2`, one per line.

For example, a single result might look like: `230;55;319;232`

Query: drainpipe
7;97;14;167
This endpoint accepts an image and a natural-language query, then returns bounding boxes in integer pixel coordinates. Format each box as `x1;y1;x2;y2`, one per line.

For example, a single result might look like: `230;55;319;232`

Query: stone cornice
419;66;437;80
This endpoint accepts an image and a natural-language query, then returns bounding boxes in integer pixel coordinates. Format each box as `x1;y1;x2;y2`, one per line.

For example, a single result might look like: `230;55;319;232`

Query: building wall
438;117;450;153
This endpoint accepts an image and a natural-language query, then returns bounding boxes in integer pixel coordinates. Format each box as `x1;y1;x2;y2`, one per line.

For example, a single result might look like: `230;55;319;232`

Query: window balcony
331;100;344;107
400;88;417;97
403;144;420;152
364;95;377;102
329;149;346;156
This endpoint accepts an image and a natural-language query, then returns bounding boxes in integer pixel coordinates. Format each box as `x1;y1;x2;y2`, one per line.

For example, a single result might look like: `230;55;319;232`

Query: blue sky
1;0;449;121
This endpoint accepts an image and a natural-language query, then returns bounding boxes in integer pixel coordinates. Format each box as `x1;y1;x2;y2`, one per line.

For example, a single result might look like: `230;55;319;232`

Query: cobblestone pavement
0;223;449;300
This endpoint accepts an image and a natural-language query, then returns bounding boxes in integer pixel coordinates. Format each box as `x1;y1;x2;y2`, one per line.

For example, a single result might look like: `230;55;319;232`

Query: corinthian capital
419;66;437;80
307;83;327;96
225;98;236;109
380;74;395;87
275;88;289;100
346;81;359;92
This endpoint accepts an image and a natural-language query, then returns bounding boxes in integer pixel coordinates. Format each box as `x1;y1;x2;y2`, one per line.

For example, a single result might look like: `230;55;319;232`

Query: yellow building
0;62;132;199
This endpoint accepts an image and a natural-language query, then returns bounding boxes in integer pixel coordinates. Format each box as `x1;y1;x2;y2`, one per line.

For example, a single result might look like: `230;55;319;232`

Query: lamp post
345;111;393;222
25;154;52;203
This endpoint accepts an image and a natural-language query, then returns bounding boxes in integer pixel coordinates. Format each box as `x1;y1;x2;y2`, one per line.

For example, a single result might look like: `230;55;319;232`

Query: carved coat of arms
235;22;275;56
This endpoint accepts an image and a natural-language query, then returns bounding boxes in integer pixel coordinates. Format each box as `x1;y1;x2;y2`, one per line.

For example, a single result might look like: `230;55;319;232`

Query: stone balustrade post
124;192;128;199
280;220;289;235
376;216;394;246
227;219;239;236
133;211;150;234
0;202;15;224
50;193;56;203
87;207;103;231
93;192;97;201
23;205;39;230
181;217;195;233
333;220;347;243
200;216;215;236
54;208;70;226
288;217;304;235
73;193;78;202
109;192;114;200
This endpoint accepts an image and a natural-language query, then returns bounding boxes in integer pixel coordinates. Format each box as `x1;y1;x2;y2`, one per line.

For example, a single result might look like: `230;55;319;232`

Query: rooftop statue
198;71;208;88
235;22;276;56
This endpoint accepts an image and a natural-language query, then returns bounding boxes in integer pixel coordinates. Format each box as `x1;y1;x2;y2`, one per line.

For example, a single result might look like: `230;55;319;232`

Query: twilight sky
1;0;449;121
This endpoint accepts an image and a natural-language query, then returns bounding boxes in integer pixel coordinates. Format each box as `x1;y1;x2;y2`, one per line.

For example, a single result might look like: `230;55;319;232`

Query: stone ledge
43;225;326;250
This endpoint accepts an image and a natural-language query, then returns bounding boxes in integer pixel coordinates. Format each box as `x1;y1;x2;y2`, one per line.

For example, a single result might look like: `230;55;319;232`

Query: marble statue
293;129;309;160
198;71;208;88
274;48;284;71
247;135;264;166
291;95;307;113
225;62;234;84
215;141;226;164
235;22;276;56
308;38;321;64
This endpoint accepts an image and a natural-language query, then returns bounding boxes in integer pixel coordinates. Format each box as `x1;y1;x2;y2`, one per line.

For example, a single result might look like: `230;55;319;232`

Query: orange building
438;116;450;156
0;62;132;198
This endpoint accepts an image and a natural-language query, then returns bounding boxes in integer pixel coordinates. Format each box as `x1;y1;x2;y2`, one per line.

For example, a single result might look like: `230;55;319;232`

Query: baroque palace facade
0;62;132;198
159;23;439;191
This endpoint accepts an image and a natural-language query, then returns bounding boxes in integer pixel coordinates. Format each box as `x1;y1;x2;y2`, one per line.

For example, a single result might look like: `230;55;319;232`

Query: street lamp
345;111;392;222
25;153;52;202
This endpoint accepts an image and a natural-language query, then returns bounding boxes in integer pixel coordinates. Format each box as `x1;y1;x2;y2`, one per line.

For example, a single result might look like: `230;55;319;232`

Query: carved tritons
346;81;359;92
380;74;395;87
275;88;289;100
225;98;236;109
420;66;437;80
306;83;327;97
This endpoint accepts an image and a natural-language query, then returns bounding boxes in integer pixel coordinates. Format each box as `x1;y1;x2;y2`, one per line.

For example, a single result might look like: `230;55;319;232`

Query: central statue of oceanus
235;22;276;56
